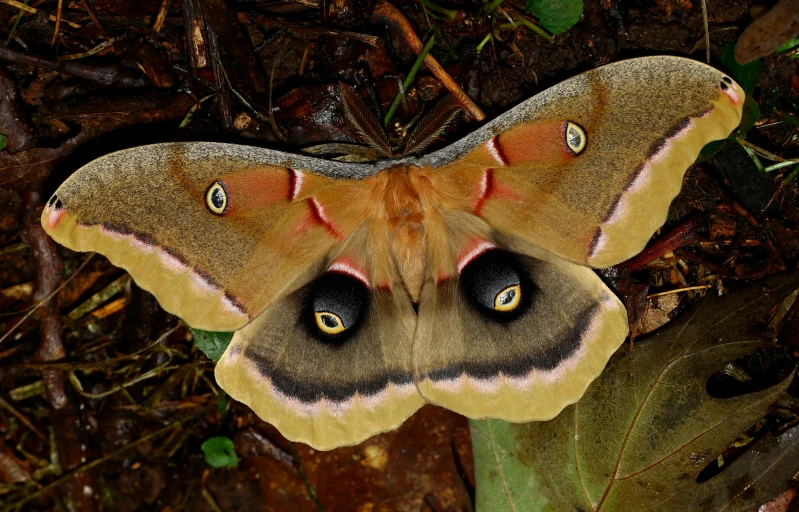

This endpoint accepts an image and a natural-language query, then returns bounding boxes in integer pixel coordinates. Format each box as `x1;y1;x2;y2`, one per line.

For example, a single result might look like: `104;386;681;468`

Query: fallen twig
0;0;82;29
19;191;65;409
0;47;147;87
50;0;63;46
647;285;713;298
243;12;382;47
80;0;111;41
617;215;707;271
371;0;485;121
152;0;172;34
0;395;45;439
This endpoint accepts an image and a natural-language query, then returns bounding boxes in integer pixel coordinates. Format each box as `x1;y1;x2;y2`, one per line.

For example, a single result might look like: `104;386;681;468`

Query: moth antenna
339;83;394;158
403;95;462;156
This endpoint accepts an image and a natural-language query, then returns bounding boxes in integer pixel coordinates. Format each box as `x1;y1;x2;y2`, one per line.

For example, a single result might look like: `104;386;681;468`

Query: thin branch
50;0;63;46
371;0;485;121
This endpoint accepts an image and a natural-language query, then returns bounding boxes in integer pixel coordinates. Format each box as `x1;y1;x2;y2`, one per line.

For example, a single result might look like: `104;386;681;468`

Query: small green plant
201;436;239;468
524;0;583;35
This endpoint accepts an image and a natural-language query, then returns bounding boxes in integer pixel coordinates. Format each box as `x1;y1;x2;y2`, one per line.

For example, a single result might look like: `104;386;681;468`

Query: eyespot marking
307;272;369;343
460;250;532;322
722;75;733;84
494;284;521;312
315;311;346;334
564;122;586;155
206;181;228;215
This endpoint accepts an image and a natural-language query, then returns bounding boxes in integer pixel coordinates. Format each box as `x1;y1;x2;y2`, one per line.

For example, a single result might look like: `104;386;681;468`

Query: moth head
460;249;533;320
307;271;370;343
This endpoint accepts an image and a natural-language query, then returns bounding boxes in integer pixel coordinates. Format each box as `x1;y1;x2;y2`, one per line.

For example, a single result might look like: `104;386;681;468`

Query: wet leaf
735;0;799;64
471;272;799;512
471;419;552;511
524;0;583;35
191;328;233;362
0;134;6;151
202;436;239;468
738;96;761;135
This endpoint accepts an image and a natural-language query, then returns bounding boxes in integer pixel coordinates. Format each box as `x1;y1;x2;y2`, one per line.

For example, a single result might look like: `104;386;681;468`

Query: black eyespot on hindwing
460;250;534;322
305;272;369;344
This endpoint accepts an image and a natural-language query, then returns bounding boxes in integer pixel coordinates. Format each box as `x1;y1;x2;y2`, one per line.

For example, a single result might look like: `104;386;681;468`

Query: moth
42;57;743;450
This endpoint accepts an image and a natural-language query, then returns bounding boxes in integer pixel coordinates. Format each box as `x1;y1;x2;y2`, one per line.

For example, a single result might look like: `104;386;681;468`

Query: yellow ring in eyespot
494;284;521;312
565;122;586;154
206;182;227;215
315;311;346;334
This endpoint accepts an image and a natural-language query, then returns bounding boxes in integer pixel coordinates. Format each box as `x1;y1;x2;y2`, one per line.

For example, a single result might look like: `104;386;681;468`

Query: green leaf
201;436;239;468
524;0;583;35
698;139;728;161
777;37;799;54
778;111;799;127
721;43;763;95
471;271;799;512
191;328;233;362
0;134;6;151
738;95;761;135
471;419;553;511
217;390;229;415
782;163;799;184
